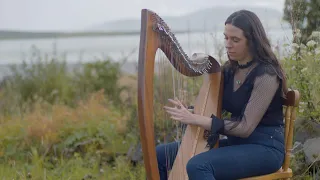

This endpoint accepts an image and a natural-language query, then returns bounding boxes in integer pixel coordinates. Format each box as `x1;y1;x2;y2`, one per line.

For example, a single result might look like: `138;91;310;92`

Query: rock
294;119;320;144
127;143;143;164
303;137;320;165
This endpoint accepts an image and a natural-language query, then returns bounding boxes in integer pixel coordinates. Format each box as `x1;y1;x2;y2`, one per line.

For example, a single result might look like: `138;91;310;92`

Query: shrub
0;90;142;179
282;30;320;123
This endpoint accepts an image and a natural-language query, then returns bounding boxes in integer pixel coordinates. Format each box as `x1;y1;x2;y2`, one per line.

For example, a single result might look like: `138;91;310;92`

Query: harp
137;9;224;180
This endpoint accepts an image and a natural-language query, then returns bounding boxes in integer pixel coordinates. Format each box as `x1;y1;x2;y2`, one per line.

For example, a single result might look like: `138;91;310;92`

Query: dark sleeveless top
222;62;284;127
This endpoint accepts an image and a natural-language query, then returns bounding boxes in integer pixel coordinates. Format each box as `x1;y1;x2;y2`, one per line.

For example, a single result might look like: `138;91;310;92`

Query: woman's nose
225;40;232;49
225;44;232;51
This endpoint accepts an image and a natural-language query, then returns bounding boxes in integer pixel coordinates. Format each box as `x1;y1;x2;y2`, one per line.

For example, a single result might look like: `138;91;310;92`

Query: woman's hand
163;98;196;125
163;98;212;130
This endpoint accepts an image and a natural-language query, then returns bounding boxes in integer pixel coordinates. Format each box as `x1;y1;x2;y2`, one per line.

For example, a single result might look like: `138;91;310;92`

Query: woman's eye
232;38;239;42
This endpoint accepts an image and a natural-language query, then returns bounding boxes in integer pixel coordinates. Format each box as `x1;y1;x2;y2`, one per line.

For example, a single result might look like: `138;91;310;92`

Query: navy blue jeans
156;125;285;180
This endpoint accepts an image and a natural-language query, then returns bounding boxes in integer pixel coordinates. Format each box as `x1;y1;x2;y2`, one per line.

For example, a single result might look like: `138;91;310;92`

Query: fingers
164;105;184;117
175;98;184;107
166;110;181;117
168;99;180;107
164;98;189;116
170;116;183;121
164;105;187;113
163;106;181;115
164;98;190;123
168;98;185;109
163;106;178;111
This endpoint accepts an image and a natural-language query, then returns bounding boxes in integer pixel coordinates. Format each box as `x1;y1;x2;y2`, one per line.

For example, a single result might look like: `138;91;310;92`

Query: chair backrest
282;89;300;171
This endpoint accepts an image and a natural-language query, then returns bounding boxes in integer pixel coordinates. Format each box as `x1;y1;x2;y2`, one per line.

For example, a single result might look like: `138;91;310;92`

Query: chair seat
240;168;292;180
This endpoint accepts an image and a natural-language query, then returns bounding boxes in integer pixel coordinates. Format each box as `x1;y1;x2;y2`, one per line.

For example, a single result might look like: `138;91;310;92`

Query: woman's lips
228;52;236;56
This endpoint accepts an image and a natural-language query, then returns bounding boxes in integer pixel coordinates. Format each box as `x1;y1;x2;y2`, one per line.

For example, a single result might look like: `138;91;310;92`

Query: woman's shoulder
255;62;279;78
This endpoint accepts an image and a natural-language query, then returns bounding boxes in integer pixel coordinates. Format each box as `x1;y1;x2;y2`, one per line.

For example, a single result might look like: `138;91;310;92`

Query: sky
0;0;285;31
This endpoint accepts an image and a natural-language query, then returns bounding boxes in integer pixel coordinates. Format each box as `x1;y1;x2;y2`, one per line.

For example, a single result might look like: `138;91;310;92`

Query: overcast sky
0;0;285;31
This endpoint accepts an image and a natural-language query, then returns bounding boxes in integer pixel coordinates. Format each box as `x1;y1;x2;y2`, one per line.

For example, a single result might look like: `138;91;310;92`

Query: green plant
282;30;320;123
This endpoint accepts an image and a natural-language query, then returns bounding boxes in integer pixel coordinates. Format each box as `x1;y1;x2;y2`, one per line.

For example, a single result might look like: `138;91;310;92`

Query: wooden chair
241;89;300;180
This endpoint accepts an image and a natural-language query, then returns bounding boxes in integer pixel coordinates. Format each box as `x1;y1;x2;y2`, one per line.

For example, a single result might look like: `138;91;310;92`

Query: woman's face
224;24;251;62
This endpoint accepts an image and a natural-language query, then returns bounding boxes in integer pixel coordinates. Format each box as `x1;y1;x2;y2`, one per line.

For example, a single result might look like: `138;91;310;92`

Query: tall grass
0;53;143;178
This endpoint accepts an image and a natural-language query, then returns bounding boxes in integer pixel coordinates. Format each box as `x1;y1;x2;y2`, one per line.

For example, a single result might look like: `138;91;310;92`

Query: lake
0;29;293;79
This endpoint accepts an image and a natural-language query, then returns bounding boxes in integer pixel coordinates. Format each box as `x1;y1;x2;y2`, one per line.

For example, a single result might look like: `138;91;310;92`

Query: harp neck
139;9;221;76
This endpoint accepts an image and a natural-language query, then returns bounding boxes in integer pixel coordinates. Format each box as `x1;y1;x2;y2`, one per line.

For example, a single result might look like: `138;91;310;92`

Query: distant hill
91;6;291;32
0;5;291;40
0;30;142;40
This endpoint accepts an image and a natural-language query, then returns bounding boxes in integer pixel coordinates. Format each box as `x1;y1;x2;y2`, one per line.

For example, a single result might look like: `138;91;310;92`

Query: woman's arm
206;73;280;138
163;72;280;138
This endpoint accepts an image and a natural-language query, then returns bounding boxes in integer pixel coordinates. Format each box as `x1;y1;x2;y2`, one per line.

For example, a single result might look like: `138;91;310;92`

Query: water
0;29;293;79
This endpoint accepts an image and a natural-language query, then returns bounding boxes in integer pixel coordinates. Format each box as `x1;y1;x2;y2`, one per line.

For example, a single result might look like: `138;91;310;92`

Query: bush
0;90;142;179
0;49;140;178
282;30;320;123
0;53;131;116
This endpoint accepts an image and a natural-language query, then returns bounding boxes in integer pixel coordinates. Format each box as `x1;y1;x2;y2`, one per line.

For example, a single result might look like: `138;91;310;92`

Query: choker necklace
237;60;255;69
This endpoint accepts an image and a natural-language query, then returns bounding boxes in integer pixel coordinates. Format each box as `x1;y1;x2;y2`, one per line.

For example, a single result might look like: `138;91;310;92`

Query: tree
283;0;320;43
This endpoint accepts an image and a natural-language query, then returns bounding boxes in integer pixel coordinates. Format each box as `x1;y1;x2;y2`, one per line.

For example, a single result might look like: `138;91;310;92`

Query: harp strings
154;45;199;177
154;50;185;142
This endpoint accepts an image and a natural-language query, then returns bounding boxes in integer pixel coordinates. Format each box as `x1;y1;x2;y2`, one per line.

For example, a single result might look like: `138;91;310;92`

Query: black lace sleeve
206;64;281;148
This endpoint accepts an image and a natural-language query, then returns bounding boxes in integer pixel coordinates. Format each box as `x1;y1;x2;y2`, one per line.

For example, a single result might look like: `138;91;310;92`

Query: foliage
290;151;319;180
0;50;141;178
282;30;320;123
0;60;75;115
73;60;127;107
283;0;320;43
0;51;131;117
0;90;143;179
280;30;320;179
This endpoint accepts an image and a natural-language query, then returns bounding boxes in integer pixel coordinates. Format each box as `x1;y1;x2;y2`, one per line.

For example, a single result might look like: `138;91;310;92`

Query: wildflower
291;43;299;51
316;47;320;55
306;40;317;48
299;108;304;113
301;67;307;72
299;102;306;105
311;31;320;38
300;44;307;50
300;44;308;54
295;29;301;39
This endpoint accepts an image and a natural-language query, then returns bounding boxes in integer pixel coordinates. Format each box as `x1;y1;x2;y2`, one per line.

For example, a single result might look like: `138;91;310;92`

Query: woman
157;9;288;180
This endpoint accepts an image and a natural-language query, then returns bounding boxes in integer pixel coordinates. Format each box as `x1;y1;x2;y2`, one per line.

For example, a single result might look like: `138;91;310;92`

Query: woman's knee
155;144;166;164
186;155;211;176
155;142;179;167
186;157;198;175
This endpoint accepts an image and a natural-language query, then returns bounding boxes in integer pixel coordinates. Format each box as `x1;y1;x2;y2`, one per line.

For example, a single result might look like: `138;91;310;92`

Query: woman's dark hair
223;9;288;97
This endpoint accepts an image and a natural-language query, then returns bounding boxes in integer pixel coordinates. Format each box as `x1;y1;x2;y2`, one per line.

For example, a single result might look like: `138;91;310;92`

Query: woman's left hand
164;98;213;130
163;98;196;125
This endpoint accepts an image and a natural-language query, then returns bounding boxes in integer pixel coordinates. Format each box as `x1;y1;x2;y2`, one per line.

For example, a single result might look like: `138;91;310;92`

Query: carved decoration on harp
137;9;224;180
